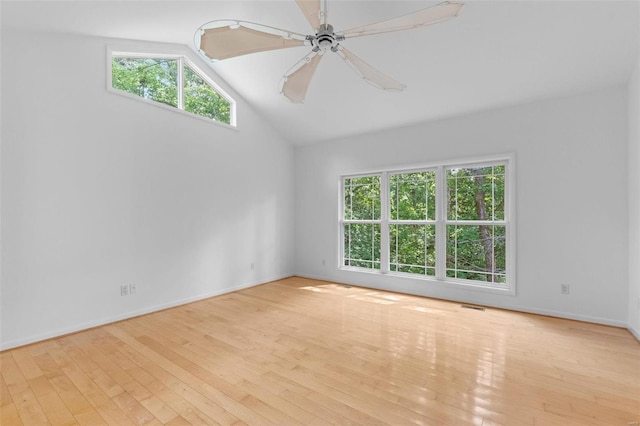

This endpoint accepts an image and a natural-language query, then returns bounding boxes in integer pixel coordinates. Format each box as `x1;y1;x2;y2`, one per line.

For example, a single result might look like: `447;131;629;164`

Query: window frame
107;48;236;128
387;168;437;276
341;173;383;270
339;154;516;295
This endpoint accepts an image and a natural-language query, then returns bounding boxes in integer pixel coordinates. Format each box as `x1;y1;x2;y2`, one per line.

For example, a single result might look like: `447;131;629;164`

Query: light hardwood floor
1;276;639;425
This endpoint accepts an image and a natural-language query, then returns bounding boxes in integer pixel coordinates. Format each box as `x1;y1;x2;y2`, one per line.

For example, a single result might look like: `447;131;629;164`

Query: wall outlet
129;283;136;294
322;258;326;266
120;284;129;296
560;283;570;295
250;262;255;271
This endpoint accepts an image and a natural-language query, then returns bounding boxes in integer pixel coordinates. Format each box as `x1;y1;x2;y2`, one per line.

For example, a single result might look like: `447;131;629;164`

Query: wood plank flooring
1;276;639;425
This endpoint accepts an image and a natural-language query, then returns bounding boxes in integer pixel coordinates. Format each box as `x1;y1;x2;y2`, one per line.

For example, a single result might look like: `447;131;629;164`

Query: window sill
108;87;238;131
339;266;516;296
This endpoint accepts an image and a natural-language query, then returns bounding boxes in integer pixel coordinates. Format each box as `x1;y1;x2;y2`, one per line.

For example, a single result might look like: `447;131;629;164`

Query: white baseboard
0;273;293;351
293;272;629;329
4;273;635;350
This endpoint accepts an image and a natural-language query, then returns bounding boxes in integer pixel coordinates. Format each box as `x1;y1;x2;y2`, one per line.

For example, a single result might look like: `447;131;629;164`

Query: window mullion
177;57;184;110
435;166;446;280
380;172;389;273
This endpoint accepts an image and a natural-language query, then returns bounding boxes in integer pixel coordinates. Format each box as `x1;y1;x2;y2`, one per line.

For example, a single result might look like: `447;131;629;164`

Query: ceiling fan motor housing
312;24;343;52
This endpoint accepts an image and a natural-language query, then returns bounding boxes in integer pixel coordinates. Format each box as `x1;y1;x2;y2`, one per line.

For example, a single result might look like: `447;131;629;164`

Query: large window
343;176;381;269
340;156;514;293
389;171;436;276
110;52;235;126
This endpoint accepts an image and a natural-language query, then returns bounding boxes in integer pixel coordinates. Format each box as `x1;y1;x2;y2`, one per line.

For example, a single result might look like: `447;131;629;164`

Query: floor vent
461;304;485;311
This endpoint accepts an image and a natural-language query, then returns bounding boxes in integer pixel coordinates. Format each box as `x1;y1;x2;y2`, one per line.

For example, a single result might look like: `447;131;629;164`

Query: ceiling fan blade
340;1;464;39
280;51;323;103
198;20;307;61
295;0;327;30
336;46;406;92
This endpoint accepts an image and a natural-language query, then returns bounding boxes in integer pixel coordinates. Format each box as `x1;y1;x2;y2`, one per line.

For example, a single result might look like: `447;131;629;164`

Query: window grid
342;176;381;270
388;170;436;275
340;158;512;291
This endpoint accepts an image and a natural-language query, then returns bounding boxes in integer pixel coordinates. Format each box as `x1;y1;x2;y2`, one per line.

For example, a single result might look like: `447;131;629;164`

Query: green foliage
390;224;435;275
111;57;231;125
184;66;231;125
447;165;504;220
343;165;507;283
344;176;380;221
344;223;380;269
446;225;506;282
389;171;436;275
112;58;178;107
343;176;381;270
390;172;436;220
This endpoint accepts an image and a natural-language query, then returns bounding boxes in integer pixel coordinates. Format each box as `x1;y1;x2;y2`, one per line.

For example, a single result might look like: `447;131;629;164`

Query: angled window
183;65;231;124
110;52;235;126
112;57;179;107
340;155;515;294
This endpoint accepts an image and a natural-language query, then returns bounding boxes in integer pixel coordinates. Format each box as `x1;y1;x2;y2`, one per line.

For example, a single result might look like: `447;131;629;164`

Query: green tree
111;57;231;125
389;172;436;275
184;66;231;124
112;58;178;107
447;166;505;282
344;177;380;269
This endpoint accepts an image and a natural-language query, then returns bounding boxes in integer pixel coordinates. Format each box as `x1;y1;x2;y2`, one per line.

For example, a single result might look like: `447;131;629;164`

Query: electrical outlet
322;258;326;266
560;284;570;295
129;283;136;294
250;263;255;270
120;284;129;296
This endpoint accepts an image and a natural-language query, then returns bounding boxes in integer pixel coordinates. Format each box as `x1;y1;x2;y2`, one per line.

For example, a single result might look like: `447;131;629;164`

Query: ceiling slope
2;0;639;145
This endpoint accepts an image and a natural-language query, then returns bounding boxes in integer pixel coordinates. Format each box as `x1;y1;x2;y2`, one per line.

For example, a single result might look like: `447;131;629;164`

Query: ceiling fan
195;1;464;103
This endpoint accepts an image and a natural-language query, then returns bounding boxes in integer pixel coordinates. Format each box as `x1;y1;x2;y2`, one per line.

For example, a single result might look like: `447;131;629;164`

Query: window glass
343;175;381;271
184;65;231;125
344;223;381;270
110;54;235;126
340;160;512;291
390;171;436;221
390;224;436;275
447;165;505;221
111;57;178;107
343;176;380;221
446;225;506;283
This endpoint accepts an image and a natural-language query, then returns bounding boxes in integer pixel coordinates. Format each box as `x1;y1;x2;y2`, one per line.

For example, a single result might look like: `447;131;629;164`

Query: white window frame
339;154;516;295
107;48;237;128
387;168;438;276
341;173;383;270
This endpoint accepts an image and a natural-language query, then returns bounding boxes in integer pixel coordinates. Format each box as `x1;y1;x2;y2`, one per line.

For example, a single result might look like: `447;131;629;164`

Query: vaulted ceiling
3;0;639;145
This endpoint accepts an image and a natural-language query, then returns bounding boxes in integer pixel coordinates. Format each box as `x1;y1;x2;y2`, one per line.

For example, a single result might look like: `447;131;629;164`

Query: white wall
0;30;295;349
294;87;629;326
629;56;640;339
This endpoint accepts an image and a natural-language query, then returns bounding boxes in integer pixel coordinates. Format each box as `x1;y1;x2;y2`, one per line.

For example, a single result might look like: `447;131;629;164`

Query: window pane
390;171;436;220
344;223;381;270
446;225;506;283
447;165;505;221
111;57;178;107
390;224;435;275
344;176;381;220
184;65;231;124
